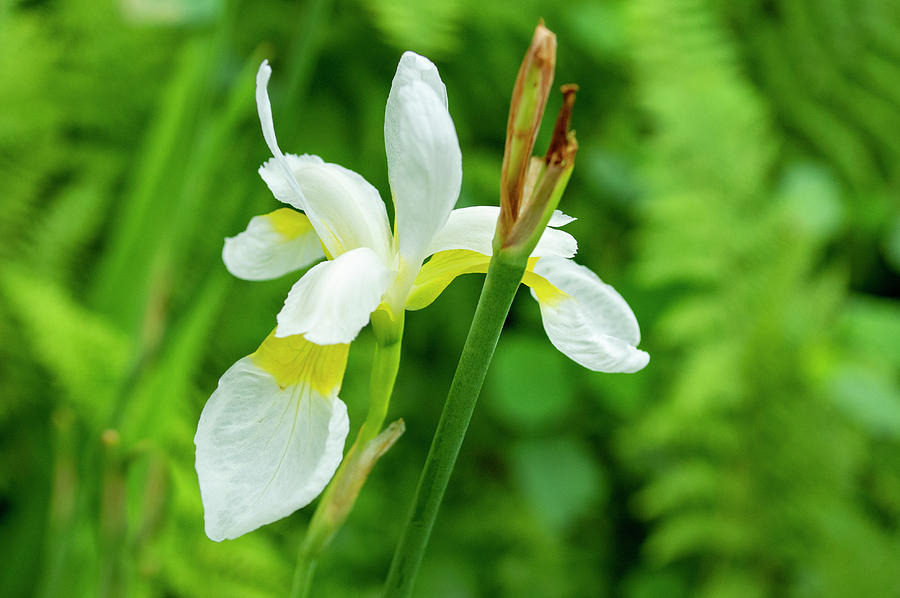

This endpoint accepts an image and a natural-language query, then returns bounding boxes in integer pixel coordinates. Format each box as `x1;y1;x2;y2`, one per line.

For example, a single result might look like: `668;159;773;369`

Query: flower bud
497;21;557;248
302;419;406;554
495;22;579;259
504;84;578;252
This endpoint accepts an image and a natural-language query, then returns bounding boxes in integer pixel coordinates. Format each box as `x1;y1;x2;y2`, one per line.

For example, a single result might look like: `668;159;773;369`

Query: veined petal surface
276;247;394;344
194;334;351;541
259;155;392;262
385;52;462;266
529;257;649;373
426;206;577;258
223;208;324;281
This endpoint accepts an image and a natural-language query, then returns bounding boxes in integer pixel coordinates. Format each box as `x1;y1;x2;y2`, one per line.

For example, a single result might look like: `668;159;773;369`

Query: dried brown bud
497;21;557;247
503;85;579;253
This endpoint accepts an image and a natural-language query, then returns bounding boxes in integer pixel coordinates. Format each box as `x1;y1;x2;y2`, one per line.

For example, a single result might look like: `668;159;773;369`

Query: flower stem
292;315;405;595
289;551;317;598
382;252;528;598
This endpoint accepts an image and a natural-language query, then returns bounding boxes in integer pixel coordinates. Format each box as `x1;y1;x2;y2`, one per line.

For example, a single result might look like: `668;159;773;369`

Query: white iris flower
194;53;648;541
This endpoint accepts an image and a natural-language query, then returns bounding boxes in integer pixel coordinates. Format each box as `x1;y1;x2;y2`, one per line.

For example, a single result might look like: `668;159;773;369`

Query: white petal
427;206;577;258
385;53;462;265
548;210;577;227
259;154;392;261
195;356;349;541
391;51;449;108
256;61;282;164
257;153;322;206
276;247;394;344
223;209;324;281
530;257;649;373
255;61;311;209
256;61;392;261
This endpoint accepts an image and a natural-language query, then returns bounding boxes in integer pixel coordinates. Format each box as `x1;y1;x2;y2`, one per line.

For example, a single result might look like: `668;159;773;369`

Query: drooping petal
223;208;324;281
528;257;649;373
195;334;351;541
258;155;392;261
276;247;394;344
385;52;462;265
426;206;577;258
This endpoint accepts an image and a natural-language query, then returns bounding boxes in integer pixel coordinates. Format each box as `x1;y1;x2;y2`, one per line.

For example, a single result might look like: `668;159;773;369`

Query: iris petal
529;257;649;373
223;208;324;281
194;334;351;541
385;52;462;266
426;206;577;258
276;247;394;344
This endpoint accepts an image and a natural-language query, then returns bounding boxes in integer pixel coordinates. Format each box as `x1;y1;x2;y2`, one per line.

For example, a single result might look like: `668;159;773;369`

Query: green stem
292;315;405;595
382;253;528;598
359;325;403;448
289;550;317;598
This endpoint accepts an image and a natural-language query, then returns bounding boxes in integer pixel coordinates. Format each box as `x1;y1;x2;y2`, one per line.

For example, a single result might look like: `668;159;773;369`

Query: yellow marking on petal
264;207;337;259
407;250;490;310
406;249;567;311
319;240;333;260
251;330;349;394
264;208;315;239
523;268;567;305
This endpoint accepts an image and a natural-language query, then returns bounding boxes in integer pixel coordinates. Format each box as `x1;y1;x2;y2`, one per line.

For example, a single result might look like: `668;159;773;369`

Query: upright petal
223;208;324;281
426;206;577;258
195;334;351;541
276;247;394;344
255;61;309;209
259;154;392;261
528;257;649;373
385;52;462;265
390;51;449;108
256;61;392;261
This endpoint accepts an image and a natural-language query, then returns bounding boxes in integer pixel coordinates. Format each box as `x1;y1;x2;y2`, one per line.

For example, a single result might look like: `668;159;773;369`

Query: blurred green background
2;0;900;596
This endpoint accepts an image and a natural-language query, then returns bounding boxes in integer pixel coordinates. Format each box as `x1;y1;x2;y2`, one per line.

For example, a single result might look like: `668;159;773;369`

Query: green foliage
620;1;900;597
362;0;466;58
0;267;127;427
486;333;576;430
0;0;897;596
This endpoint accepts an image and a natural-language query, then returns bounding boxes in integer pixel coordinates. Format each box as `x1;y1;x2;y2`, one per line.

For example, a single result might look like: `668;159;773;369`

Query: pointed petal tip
256;59;272;89
548;210;577;227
